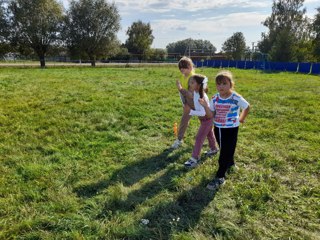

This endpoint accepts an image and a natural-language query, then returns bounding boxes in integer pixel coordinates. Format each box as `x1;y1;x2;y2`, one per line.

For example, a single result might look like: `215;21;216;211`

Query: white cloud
61;0;305;49
115;0;271;13
151;11;268;34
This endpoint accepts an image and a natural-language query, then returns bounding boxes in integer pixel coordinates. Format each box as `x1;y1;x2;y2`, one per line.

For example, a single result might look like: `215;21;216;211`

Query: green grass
0;66;319;239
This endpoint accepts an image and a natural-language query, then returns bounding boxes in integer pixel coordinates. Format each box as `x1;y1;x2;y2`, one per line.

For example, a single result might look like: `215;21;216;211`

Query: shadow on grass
74;148;188;198
99;151;216;214
117;179;217;239
100;165;187;214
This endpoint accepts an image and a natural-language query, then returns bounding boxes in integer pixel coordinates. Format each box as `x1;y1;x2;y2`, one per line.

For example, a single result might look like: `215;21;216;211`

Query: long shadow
116;179;217;240
74;147;190;198
99;165;187;215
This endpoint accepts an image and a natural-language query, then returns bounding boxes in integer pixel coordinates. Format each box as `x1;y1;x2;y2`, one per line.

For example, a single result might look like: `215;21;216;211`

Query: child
199;70;250;191
176;74;219;168
171;56;195;149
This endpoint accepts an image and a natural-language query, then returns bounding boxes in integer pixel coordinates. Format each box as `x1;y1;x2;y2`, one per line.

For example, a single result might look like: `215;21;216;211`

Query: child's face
190;79;200;92
180;66;192;76
216;77;232;95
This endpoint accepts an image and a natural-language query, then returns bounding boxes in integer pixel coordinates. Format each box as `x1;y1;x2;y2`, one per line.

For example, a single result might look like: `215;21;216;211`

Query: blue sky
61;0;319;51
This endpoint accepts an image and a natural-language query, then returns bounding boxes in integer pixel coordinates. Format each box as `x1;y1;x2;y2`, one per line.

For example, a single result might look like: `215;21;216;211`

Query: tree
109;45;130;61
269;29;295;62
222;32;246;60
7;0;64;67
64;0;120;67
150;48;167;61
313;7;320;61
125;21;154;60
0;0;10;57
166;38;216;56
258;0;309;62
0;1;7;41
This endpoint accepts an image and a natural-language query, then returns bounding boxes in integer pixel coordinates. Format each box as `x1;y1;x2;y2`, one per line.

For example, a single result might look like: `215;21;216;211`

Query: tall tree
166;38;216;56
0;0;10;56
64;0;120;67
0;1;7;41
222;32;246;60
7;0;64;67
125;21;154;60
258;0;309;62
313;7;320;61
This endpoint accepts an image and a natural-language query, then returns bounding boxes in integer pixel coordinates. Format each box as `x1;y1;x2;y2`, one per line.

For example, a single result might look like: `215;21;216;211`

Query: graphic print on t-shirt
210;93;249;128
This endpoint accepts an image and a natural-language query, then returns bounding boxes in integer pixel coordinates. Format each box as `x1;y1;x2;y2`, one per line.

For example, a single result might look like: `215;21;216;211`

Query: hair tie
203;77;208;89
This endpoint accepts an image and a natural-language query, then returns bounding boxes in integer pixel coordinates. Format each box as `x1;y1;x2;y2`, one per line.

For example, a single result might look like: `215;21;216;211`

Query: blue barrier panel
255;61;265;70
229;60;237;68
206;60;212;67
213;60;221;68
246;61;255;69
286;62;298;72
276;62;287;71
237;61;246;69
221;60;229;68
196;59;318;74
195;61;202;68
268;62;276;71
311;63;320;74
269;62;286;71
298;62;311;74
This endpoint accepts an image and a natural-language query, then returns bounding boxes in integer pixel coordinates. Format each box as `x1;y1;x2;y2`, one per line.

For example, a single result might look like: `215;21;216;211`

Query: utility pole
251;42;255;61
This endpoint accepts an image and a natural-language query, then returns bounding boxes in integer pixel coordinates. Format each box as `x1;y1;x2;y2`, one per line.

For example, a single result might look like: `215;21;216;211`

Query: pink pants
192;118;217;159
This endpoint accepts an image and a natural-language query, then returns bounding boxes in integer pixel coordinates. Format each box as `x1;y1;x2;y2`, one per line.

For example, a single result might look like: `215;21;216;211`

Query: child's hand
176;80;182;90
239;106;250;124
198;98;208;107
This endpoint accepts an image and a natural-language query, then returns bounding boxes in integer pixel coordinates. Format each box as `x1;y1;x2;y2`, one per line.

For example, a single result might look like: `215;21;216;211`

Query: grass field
0;66;319;239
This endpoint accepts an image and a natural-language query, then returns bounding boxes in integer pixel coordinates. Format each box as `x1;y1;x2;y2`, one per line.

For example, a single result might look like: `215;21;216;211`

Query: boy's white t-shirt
210;92;249;128
189;92;209;117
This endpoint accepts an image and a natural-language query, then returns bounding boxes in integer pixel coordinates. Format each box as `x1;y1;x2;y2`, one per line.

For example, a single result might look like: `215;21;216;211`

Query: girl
200;70;250;191
171;57;195;149
177;74;219;168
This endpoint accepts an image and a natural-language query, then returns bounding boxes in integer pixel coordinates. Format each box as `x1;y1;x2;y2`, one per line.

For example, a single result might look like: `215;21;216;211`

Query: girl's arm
177;80;193;98
239;105;250;123
176;80;183;91
199;98;214;118
189;107;206;117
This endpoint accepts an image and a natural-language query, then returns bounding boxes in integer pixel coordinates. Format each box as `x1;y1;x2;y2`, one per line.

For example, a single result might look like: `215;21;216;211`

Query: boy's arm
239;105;250;123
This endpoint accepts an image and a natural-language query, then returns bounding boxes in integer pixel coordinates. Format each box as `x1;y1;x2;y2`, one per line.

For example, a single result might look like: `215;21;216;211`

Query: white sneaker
205;149;219;157
184;157;198;168
171;139;183;149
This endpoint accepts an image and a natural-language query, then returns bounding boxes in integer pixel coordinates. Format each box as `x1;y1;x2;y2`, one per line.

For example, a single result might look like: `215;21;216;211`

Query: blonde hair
215;70;235;89
178;56;194;70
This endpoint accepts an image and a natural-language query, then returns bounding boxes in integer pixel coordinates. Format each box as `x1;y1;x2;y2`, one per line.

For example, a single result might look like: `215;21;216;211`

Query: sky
61;0;319;51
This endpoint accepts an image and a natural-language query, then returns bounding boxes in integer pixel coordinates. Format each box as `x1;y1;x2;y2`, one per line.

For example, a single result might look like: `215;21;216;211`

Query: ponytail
199;83;204;99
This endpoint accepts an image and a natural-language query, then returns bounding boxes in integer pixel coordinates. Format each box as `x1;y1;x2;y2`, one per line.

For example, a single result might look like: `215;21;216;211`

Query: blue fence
195;60;320;75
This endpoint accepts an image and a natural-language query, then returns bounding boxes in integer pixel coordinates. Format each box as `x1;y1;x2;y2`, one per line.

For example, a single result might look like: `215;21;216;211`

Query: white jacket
189;91;209;117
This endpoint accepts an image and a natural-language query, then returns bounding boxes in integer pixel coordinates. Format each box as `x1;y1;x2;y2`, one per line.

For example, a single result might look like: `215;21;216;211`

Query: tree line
0;0;320;67
166;0;320;63
0;0;157;67
220;0;320;62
